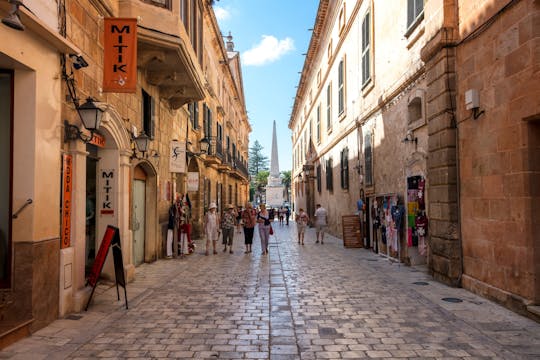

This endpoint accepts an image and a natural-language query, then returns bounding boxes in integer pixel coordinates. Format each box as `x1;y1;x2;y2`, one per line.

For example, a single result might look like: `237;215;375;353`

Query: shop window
364;132;373;186
407;89;425;129
361;11;371;87
0;70;13;288
142;89;155;139
326;158;333;192
340;147;349;190
406;0;424;36
316;165;322;193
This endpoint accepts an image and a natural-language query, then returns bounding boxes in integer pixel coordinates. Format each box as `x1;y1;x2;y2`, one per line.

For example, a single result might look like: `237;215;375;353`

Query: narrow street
2;223;539;360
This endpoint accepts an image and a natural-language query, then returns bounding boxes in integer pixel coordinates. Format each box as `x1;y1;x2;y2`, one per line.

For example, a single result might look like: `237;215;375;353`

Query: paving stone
1;226;539;359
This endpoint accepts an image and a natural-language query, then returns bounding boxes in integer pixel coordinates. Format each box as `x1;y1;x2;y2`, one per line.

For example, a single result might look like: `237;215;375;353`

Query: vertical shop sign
103;18;137;93
100;169;115;215
169;140;186;173
61;154;73;249
187;172;199;192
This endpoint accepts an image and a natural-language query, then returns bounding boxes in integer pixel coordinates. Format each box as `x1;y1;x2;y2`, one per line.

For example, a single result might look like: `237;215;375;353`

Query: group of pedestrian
295;203;327;245
203;201;329;256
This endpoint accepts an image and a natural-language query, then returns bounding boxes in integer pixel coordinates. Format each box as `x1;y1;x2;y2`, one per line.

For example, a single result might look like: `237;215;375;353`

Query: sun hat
226;204;234;209
208;202;217;209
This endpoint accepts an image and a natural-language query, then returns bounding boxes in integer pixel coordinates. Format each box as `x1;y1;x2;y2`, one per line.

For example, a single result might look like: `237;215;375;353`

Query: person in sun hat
203;202;220;255
221;204;236;253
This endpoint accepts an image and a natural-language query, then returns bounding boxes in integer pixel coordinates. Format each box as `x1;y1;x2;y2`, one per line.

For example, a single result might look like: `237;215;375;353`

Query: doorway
133;166;147;265
85;145;98;275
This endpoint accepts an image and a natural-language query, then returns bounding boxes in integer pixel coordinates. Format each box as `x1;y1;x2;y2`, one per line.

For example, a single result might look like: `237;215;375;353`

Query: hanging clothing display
406;175;428;257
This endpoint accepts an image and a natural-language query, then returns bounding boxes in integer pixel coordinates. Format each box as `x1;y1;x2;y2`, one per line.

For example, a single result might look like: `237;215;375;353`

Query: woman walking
295;208;309;245
256;204;272;255
203;202;220;255
241;202;256;253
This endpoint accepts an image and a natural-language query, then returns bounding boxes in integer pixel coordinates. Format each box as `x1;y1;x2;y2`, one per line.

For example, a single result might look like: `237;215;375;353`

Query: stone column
421;28;461;286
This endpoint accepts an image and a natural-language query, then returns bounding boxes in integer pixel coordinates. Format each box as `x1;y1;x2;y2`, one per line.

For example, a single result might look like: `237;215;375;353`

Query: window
407;89;426;129
326;83;332;131
316;105;321;144
340;147;349;190
327;39;333;63
325;158;333;192
361;12;371;86
0;70;13;288
407;0;424;32
338;59;345;115
189;101;199;129
180;0;203;65
203;103;212;139
364;132;373;186
338;3;346;34
316;165;322;193
142;89;155;138
142;0;170;9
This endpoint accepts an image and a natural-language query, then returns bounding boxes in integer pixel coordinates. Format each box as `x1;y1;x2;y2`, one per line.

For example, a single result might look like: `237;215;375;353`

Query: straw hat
208;202;217;210
226;204;234;209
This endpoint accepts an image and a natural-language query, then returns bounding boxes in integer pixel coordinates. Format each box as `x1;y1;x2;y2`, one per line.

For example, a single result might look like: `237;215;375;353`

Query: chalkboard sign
342;215;363;248
85;225;128;310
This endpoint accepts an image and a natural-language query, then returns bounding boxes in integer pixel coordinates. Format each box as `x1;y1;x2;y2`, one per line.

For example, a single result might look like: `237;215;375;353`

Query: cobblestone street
2;223;539;359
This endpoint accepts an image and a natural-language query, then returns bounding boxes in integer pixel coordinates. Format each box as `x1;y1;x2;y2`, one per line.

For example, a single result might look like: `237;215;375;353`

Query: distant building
266;120;285;208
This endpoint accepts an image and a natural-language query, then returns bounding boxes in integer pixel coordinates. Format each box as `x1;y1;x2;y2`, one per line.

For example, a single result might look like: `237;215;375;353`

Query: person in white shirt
314;204;328;244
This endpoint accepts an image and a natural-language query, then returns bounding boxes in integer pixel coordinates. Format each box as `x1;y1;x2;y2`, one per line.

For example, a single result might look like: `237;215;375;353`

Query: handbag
269;225;274;235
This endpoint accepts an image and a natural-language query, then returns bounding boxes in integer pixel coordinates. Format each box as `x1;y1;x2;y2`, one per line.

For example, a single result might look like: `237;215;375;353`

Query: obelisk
265;121;284;207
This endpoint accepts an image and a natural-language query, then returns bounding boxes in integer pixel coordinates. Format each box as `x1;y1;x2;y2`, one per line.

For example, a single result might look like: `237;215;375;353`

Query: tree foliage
248;140;269;176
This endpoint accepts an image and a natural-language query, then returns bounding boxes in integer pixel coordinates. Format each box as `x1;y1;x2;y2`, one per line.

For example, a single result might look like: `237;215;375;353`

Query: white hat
208;202;217;209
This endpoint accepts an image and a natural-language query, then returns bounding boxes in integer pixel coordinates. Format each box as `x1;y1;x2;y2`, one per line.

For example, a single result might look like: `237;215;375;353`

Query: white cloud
242;35;295;66
214;6;230;22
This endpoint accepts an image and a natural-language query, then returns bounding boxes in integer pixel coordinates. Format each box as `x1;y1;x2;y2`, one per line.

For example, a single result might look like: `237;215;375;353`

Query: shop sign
169;140;186;173
187;172;199;192
100;169;115;215
103;18;137;93
89;133;105;148
61;154;73;249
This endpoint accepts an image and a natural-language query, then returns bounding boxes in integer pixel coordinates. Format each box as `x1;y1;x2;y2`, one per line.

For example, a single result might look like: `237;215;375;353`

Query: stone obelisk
265;120;284;207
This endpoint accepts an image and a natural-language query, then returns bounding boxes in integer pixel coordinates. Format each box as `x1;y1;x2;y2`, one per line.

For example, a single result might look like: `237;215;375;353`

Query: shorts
316;224;327;232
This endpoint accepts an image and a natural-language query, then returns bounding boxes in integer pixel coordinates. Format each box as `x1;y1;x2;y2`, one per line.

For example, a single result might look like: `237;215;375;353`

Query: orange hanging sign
103;18;137;93
61;154;73;249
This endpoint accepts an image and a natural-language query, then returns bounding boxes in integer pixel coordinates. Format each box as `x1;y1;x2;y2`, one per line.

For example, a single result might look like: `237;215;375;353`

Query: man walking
314;203;328;244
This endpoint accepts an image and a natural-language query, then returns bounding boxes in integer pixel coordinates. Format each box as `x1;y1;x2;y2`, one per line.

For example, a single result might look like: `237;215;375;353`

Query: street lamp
132;132;159;162
187;137;210;157
64;97;104;143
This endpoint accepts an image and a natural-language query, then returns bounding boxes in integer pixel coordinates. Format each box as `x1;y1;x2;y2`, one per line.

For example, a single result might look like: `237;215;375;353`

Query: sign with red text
103;18;137;93
187;172;199;192
61;154;73;249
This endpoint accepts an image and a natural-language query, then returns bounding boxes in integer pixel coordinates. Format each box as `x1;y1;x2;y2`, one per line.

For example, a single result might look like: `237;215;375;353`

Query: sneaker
223;247;227;252
316;240;319;244
213;250;218;255
229;250;233;254
301;242;304;245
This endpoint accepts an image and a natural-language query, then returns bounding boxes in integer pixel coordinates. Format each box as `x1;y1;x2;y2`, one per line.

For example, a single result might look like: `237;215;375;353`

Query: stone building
0;0;249;347
291;0;539;318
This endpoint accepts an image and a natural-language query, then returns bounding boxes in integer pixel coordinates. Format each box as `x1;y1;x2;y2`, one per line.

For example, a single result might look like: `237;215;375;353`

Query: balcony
232;158;249;180
203;137;221;165
119;0;205;109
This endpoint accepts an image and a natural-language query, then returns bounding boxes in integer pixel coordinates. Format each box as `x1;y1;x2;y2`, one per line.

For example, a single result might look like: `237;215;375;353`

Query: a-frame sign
85;225;128;310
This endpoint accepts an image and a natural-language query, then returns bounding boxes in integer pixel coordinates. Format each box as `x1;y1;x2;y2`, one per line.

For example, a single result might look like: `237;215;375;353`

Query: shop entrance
0;69;13;288
133;166;147;265
85;145;98;275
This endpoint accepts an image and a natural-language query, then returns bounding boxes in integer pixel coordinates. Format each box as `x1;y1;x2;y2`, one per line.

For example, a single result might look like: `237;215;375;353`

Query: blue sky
214;1;319;172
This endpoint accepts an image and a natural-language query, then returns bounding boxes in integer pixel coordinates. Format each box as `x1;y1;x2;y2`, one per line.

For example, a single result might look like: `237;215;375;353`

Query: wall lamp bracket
402;130;418;144
186;137;210;158
64;120;94;143
1;0;24;31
